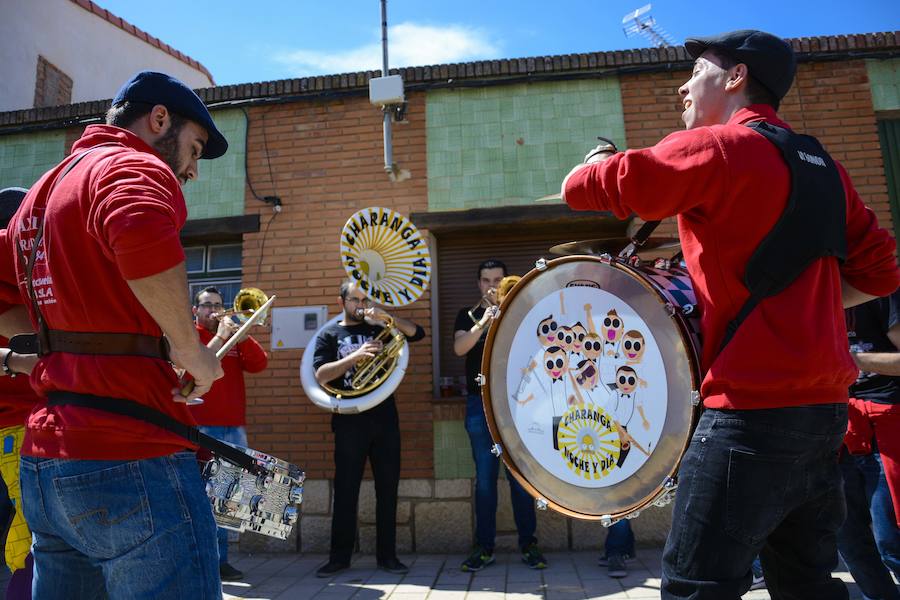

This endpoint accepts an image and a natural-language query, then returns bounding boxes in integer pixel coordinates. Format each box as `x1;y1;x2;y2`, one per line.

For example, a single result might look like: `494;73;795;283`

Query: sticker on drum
482;256;701;520
508;285;666;487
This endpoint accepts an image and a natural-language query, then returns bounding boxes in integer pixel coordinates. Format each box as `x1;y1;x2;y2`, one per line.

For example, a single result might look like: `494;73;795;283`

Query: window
185;242;242;306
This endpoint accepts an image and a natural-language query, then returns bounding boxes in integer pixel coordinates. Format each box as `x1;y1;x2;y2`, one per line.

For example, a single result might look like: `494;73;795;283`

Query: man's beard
153;124;184;181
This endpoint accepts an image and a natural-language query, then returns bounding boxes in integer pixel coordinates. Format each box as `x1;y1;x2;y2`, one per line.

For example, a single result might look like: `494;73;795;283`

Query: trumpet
212;287;271;325
468;275;522;324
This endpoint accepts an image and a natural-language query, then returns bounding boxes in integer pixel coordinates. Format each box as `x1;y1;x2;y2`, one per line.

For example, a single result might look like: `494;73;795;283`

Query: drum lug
600;514;618;528
535;497;548;511
626;510;641;519
599;253;613;265
475;373;486;387
535;258;548;271
653;257;672;270
690;390;700;406
664;303;676;317
490;443;502;457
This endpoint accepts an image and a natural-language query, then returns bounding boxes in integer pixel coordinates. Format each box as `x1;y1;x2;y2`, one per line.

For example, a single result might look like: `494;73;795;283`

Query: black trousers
329;399;401;564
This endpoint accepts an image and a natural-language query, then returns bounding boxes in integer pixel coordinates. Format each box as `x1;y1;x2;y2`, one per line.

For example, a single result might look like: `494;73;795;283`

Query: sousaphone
300;207;432;413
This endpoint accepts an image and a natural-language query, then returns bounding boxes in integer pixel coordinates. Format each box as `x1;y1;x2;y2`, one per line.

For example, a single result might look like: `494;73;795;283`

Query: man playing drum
313;279;424;577
561;30;900;598
453;259;547;571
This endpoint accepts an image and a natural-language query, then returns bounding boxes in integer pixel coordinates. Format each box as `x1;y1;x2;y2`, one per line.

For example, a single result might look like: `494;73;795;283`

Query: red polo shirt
564;105;900;410
0;125;198;459
189;325;268;426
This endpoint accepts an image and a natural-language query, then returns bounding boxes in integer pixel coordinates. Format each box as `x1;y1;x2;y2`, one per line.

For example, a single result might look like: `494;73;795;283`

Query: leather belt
9;330;169;360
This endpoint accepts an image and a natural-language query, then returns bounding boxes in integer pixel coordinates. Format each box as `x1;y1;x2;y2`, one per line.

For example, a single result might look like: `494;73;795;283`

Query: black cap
684;30;796;101
112;71;228;159
0;187;27;229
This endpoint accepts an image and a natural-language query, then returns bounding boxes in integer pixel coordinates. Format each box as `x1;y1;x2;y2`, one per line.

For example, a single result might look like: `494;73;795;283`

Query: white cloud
274;22;500;75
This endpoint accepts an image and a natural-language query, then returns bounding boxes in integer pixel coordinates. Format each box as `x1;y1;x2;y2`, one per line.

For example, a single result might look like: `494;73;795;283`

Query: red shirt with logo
564;105;900;410
189;325;268;427
0;125;197;459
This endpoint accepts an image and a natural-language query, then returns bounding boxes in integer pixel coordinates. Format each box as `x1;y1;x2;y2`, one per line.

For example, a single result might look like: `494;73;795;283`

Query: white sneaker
750;574;766;590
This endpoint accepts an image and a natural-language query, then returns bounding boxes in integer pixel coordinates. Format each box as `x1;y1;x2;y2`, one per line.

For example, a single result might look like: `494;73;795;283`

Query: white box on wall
270;306;329;350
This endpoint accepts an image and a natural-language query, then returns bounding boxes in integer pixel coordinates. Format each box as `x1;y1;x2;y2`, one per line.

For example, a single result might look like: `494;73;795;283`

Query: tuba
300;207;431;414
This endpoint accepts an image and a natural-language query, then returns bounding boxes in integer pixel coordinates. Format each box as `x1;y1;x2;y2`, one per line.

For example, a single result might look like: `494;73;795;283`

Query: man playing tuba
313;279;424;577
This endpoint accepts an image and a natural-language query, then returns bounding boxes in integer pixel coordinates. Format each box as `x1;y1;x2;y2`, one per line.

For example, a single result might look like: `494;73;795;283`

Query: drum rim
480;255;702;520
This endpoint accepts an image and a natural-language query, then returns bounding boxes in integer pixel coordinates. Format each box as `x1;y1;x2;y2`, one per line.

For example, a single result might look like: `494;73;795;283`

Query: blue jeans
661;404;849;600
198;425;247;565
605;519;635;557
837;447;900;600
20;453;221;600
465;394;537;552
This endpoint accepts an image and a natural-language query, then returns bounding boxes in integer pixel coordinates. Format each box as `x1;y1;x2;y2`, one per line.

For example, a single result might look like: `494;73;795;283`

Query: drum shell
481;255;702;520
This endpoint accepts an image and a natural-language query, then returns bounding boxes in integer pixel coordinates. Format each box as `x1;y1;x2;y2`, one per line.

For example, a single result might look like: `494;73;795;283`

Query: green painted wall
0;130;66;189
868;59;900;112
434;420;474;479
182;108;247;220
426;79;626;211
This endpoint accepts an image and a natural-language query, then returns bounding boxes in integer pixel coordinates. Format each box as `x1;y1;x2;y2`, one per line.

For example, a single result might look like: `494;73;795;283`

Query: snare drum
481;255;701;522
202;444;305;540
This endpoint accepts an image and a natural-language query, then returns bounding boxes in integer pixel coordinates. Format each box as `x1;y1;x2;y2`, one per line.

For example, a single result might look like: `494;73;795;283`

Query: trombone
212;287;271;326
468;275;521;324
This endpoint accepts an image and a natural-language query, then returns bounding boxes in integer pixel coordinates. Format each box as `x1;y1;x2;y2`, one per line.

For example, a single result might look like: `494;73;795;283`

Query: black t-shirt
312;319;425;402
454;306;487;395
847;290;900;403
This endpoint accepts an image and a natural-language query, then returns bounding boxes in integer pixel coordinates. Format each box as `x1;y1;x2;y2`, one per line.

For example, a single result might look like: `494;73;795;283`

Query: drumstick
584;303;596;333
516;393;534;406
559;291;565;316
179;295;277;399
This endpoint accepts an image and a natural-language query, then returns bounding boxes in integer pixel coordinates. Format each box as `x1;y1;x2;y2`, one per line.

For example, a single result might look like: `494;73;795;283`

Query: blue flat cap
112;71;228;159
685;30;796;101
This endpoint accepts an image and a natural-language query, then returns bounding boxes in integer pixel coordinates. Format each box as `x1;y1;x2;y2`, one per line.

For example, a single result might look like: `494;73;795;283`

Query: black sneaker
316;560;350;578
521;543;547;569
460;546;495;572
219;562;244;581
377;557;409;574
607;554;628;578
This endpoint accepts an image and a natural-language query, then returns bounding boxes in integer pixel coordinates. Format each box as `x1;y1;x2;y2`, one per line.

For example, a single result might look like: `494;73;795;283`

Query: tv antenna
622;4;675;48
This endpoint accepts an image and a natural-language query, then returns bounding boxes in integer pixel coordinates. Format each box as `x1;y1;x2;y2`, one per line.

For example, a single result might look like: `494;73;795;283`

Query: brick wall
620;61;895;238
241;92;432;479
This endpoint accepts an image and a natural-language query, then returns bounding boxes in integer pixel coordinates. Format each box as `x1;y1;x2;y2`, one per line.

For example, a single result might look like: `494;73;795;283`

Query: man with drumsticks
0;72;227;598
453;259;547;571
190;286;268;582
313;279;424;577
561;30;900;598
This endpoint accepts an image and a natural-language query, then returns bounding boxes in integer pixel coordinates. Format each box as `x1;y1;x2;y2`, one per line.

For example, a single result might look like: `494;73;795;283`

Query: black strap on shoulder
46;391;264;475
718;122;847;352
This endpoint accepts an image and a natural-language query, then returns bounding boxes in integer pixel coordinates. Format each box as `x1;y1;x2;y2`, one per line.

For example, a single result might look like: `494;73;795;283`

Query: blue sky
98;0;899;85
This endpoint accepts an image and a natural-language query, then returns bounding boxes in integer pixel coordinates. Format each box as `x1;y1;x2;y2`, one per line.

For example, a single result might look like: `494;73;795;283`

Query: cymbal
549;237;680;257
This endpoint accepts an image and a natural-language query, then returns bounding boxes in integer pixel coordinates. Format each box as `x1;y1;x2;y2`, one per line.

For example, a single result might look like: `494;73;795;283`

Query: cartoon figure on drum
453;259;547;571
312;280;424;578
561;29;900;599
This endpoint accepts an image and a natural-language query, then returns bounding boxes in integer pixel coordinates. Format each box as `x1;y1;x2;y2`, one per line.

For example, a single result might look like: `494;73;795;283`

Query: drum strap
719;121;847;352
46;391;265;475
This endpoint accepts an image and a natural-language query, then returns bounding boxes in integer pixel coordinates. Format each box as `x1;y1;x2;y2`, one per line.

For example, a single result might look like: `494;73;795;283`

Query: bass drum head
482;256;699;520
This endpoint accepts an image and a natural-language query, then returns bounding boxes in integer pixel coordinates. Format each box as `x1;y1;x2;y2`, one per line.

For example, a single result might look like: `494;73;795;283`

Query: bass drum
481;255;702;521
300;316;410;414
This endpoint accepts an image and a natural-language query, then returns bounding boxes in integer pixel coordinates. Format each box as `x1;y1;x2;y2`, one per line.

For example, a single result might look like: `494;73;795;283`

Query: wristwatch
583;136;619;164
1;350;16;378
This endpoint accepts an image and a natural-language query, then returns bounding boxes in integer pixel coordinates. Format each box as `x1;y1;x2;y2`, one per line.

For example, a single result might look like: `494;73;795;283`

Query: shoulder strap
46;391;265;475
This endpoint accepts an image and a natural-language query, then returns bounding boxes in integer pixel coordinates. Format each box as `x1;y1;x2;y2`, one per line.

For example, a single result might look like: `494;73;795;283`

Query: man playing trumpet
190;286;268;582
313;280;424;577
